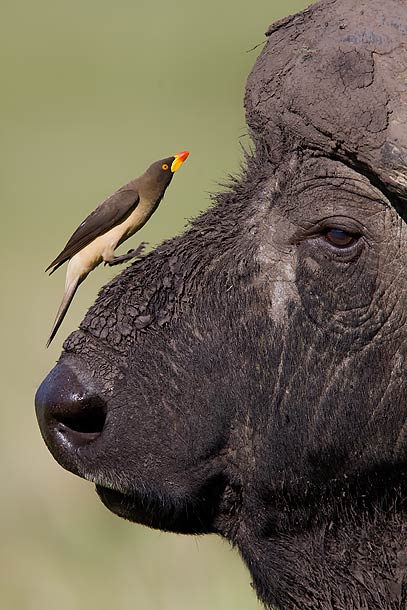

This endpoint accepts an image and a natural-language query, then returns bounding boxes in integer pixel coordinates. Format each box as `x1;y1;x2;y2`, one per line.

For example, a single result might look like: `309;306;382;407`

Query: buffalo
35;0;407;608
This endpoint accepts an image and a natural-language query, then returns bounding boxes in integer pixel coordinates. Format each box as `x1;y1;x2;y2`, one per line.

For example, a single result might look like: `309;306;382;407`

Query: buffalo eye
324;228;358;248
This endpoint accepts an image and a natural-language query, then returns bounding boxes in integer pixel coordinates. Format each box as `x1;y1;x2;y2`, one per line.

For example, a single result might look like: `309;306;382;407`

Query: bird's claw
105;242;148;267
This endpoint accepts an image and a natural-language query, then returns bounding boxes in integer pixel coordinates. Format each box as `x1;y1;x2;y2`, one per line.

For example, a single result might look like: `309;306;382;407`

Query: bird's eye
162;163;169;170
324;228;357;248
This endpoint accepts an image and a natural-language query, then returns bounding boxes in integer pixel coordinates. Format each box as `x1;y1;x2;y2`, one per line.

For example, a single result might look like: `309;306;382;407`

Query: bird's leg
104;242;147;266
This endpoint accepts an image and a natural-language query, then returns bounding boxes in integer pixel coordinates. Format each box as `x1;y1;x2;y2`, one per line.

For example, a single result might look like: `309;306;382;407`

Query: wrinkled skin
35;1;407;608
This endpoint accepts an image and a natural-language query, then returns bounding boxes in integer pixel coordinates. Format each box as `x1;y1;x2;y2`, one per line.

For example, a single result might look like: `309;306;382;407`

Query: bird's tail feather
46;279;80;348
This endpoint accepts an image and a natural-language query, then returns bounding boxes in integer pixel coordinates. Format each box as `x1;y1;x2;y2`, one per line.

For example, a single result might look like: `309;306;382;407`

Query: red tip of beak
176;151;189;162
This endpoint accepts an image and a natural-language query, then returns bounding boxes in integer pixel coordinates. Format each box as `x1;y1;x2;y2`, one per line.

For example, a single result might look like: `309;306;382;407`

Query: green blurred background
1;1;310;608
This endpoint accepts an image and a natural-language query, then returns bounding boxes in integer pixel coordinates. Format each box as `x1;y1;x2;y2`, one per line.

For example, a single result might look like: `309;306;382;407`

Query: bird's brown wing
46;188;139;273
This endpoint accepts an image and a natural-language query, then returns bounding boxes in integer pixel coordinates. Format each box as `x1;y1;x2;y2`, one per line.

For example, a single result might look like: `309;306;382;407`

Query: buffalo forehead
245;0;407;201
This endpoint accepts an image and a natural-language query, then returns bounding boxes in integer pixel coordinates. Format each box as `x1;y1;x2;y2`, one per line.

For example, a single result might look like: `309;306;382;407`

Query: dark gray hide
35;0;407;608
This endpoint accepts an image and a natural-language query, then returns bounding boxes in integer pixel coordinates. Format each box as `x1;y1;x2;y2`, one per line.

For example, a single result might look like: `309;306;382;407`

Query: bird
46;151;189;347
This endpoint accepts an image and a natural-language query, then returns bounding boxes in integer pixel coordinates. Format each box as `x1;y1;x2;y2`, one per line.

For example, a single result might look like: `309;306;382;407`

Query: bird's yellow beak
171;151;189;172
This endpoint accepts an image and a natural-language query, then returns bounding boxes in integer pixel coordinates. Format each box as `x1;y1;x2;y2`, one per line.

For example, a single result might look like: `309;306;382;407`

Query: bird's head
145;151;190;190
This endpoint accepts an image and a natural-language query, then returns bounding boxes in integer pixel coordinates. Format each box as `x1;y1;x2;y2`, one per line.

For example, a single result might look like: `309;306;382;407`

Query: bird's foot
104;242;147;266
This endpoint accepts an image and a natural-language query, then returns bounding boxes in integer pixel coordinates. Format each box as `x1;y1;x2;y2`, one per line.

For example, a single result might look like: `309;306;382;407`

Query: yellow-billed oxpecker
46;151;189;347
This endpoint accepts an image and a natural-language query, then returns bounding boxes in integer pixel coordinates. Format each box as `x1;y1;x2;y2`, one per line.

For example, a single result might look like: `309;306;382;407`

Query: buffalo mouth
95;483;208;533
95;474;225;534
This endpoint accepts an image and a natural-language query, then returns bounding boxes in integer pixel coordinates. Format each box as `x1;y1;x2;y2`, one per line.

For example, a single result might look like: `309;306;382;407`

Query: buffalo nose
35;362;107;452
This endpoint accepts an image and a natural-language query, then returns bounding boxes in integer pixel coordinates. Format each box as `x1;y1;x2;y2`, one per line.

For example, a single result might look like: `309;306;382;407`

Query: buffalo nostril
35;362;107;449
53;396;106;437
